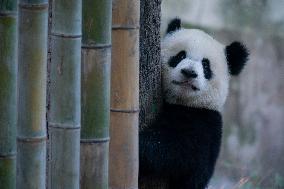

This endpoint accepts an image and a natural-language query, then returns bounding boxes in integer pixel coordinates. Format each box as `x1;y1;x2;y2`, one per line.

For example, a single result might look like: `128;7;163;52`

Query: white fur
161;29;230;111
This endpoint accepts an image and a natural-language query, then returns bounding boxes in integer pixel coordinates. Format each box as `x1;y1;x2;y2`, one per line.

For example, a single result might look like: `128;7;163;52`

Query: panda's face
162;19;249;111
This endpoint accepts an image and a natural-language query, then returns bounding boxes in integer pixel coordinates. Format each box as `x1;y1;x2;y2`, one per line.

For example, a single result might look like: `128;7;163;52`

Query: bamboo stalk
80;0;112;188
17;0;48;188
109;0;140;188
47;0;81;188
0;0;17;188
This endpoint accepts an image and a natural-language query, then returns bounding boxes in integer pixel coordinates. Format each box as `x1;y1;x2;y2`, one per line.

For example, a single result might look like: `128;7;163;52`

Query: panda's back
139;103;222;189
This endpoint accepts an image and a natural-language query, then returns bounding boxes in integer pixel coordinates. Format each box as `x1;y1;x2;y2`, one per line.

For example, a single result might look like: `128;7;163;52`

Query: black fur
168;50;186;67
181;69;198;78
225;41;249;75
139;103;222;189
202;58;213;79
166;18;181;34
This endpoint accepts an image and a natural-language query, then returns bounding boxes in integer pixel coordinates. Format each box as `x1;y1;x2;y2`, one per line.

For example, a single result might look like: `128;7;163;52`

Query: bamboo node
110;108;140;113
112;24;140;30
48;122;80;130
19;3;48;10
82;43;112;49
0;153;16;158
0;11;17;17
80;137;110;144
51;32;82;39
17;136;47;143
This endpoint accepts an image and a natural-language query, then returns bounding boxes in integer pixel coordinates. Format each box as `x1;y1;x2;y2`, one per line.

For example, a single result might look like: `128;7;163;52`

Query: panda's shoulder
140;103;222;135
160;103;222;127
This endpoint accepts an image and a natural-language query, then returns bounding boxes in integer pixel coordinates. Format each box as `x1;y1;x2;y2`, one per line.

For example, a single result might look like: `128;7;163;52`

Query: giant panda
139;18;249;189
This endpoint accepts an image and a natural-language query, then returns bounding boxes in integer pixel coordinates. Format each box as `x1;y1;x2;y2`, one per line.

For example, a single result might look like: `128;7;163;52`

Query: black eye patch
168;50;186;67
202;58;213;79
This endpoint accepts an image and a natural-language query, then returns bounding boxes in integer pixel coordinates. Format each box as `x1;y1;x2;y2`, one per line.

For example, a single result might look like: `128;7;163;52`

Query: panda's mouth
172;80;200;91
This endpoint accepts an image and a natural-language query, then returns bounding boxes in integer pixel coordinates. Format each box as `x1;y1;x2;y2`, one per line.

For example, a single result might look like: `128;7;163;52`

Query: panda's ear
225;41;249;76
166;18;181;34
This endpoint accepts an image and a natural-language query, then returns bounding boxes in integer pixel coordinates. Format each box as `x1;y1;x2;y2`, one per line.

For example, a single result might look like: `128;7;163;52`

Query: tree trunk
0;0;17;188
139;0;164;188
47;0;81;188
139;0;162;130
17;0;48;188
109;0;140;188
80;0;112;188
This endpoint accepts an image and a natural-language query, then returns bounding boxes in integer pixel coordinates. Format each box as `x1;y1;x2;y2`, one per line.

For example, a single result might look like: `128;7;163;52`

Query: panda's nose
181;69;198;78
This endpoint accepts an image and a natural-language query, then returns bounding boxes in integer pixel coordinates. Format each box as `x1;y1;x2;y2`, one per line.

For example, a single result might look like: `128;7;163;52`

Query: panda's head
162;18;249;111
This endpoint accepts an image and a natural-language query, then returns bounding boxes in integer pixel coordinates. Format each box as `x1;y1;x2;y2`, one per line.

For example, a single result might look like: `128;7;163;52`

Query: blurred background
162;0;284;188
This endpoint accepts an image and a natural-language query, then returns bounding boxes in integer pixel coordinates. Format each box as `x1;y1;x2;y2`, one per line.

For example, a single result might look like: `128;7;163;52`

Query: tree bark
47;0;81;188
139;0;162;130
139;0;164;189
109;0;140;188
17;0;48;188
0;0;17;188
80;0;112;188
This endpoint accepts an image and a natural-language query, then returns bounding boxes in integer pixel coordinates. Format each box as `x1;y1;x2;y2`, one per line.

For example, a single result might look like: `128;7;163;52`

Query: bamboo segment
48;127;80;188
112;0;139;28
0;1;17;188
80;0;112;188
0;157;16;189
109;112;139;188
81;48;111;140
82;0;112;45
110;0;140;188
48;0;81;188
110;29;139;110
17;0;48;188
17;139;46;189
80;141;109;189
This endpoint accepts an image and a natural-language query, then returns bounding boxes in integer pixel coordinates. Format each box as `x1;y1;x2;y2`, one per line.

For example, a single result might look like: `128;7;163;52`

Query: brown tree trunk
139;0;166;189
139;0;162;130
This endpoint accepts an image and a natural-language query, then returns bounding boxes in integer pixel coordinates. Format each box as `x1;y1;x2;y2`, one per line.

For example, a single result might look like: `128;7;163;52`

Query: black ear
166;18;181;34
225;41;249;75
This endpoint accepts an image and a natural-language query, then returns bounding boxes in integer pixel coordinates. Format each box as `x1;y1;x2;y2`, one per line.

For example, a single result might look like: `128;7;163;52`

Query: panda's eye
168;50;186;67
202;58;213;79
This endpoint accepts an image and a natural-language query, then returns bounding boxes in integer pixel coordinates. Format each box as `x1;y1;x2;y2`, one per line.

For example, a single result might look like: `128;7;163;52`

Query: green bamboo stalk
0;0;17;188
47;0;81;188
80;0;111;188
17;0;48;188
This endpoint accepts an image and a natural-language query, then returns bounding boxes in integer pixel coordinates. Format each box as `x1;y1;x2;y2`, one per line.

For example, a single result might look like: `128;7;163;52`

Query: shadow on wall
162;0;284;188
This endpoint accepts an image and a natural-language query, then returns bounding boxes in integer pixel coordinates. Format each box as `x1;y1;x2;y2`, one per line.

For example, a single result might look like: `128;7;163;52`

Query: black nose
181;69;198;78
